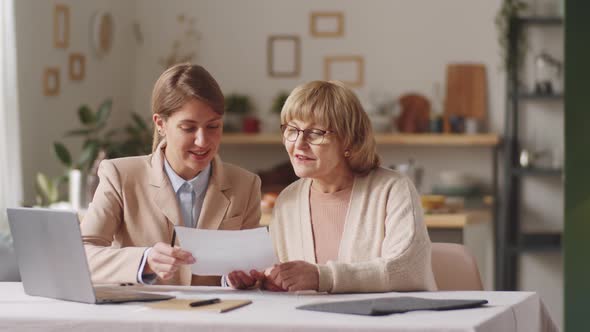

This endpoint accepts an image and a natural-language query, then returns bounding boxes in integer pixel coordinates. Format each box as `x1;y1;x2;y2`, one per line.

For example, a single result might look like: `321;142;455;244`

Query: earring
344;150;351;158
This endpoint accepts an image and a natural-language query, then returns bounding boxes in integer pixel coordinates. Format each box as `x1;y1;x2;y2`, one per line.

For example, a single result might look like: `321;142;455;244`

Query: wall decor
69;53;85;81
53;4;70;49
43;68;60;96
132;21;143;45
91;10;114;57
310;12;344;37
159;14;201;68
323;56;364;87
267;35;301;78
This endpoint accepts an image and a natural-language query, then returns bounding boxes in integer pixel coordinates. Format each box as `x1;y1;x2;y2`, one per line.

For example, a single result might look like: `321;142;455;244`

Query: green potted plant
264;91;289;133
54;99;113;172
34;172;67;207
108;112;153;158
224;93;253;132
53;99;153;209
271;91;289;115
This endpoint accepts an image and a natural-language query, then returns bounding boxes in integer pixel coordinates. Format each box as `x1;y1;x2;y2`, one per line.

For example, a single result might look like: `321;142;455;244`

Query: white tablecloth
0;282;556;332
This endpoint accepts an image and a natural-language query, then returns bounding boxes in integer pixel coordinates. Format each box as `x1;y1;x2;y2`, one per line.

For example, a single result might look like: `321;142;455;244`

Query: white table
0;282;556;332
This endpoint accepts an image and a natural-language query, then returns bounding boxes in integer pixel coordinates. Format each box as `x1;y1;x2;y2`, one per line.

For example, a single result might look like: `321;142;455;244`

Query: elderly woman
249;80;437;293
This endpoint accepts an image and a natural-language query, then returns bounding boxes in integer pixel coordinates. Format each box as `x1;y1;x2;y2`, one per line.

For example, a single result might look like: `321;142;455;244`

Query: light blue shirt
163;158;211;228
137;158;211;284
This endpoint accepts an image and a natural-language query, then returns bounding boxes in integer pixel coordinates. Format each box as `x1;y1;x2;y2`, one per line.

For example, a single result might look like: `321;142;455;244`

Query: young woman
81;64;261;286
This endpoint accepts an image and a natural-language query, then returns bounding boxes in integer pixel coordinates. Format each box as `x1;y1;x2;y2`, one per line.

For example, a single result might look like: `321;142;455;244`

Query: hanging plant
495;0;529;72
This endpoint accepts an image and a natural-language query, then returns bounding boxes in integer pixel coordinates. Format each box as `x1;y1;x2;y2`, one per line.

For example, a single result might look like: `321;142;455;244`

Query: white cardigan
269;167;437;293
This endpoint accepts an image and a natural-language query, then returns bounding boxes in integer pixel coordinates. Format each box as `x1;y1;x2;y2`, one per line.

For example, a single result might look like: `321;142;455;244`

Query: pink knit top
309;185;352;264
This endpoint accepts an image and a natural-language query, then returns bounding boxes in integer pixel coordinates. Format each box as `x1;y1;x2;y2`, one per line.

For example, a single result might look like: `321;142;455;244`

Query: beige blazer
81;140;261;286
270;167;437;293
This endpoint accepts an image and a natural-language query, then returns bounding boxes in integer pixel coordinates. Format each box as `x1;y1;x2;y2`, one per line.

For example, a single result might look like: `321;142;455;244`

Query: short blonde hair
151;63;224;151
281;80;380;175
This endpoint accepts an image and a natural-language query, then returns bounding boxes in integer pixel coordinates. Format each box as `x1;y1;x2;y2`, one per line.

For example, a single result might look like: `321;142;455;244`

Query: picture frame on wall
91;10;114;57
267;35;301;78
43;68;60;96
69;53;85;81
54;4;70;49
310;12;344;37
324;56;365;87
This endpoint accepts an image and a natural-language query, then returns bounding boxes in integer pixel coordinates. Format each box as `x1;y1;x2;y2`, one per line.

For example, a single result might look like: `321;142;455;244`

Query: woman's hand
144;242;196;280
251;269;285;292
265;261;319;292
227;270;258;289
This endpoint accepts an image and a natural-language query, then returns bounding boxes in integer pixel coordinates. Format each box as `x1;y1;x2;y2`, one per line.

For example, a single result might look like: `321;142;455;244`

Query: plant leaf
78;141;99;170
37;173;49;198
78;105;95;125
56;174;69;185
105;128;119;139
53;142;72;167
83;138;100;149
96;99;113;126
65;128;96;137
125;125;140;136
48;179;59;203
131;112;148;130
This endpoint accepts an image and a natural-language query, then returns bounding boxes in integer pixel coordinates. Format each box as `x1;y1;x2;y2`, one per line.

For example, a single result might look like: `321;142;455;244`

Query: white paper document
174;226;278;275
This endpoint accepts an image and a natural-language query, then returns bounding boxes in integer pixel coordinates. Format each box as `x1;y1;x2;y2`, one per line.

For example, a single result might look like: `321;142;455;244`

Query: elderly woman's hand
250;269;285;292
265;261;319;292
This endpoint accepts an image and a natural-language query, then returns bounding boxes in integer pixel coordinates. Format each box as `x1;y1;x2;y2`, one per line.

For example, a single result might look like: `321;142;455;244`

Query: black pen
171;229;176;247
189;298;221;307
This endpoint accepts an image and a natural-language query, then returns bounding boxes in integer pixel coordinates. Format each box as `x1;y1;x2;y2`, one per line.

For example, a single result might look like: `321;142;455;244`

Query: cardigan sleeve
317;177;436;293
80;160;148;284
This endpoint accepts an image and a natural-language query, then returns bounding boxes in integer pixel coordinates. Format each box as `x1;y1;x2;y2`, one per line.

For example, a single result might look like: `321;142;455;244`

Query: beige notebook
147;299;252;313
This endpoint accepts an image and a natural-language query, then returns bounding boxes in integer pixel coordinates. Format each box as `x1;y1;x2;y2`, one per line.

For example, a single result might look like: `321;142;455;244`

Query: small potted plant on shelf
224;93;256;133
264;91;289;133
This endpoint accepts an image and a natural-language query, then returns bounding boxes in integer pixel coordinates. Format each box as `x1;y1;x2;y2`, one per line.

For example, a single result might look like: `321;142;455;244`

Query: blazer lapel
196;155;230;230
300;179;317;263
149;140;184;228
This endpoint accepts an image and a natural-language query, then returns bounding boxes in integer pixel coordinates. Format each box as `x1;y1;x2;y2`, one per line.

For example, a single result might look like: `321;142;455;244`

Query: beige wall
14;0;137;205
132;0;504;191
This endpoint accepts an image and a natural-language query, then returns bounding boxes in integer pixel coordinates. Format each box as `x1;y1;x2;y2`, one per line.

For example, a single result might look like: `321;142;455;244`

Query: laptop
7;207;174;304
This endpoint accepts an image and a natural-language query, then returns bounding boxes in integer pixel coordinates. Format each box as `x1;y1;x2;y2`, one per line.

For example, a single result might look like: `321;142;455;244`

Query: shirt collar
163;157;211;195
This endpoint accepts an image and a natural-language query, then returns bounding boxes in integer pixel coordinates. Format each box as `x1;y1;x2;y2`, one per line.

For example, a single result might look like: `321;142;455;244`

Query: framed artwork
53;4;70;49
267;35;301;78
91;11;114;57
69;53;85;81
310;12;344;37
43;68;60;96
324;56;365;87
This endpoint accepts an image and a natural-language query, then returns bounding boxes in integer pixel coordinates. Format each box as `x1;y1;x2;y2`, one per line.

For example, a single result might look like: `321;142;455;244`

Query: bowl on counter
421;195;446;212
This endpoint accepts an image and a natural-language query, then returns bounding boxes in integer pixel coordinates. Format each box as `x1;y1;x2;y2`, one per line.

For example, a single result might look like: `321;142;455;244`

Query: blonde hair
281;80;380;175
151;63;224;151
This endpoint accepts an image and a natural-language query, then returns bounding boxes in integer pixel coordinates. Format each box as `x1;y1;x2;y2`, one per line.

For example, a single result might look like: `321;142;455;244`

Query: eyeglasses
280;124;332;145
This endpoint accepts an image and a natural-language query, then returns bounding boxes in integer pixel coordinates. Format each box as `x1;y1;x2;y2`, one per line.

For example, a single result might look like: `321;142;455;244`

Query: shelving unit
260;209;491;230
497;16;564;291
222;133;500;147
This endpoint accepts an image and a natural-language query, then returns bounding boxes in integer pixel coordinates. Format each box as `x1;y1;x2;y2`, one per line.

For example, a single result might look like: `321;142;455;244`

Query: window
0;0;23;235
